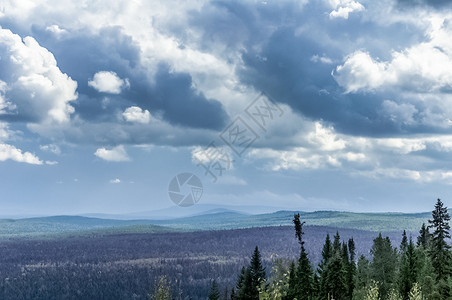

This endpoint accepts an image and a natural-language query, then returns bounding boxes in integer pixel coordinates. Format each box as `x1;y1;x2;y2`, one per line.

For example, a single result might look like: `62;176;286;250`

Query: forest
0;199;448;299
215;198;451;300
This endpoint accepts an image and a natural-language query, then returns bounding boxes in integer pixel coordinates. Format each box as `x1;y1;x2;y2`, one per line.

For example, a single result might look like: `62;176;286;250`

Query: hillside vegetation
0;210;430;239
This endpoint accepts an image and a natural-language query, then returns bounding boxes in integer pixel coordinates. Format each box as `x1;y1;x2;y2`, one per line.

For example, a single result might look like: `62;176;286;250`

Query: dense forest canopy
225;199;451;300
0;199;449;299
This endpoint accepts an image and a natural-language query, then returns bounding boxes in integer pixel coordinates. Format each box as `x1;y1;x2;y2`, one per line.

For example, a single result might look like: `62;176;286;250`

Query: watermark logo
168;92;284;206
245;93;284;132
168;173;203;207
220;116;259;156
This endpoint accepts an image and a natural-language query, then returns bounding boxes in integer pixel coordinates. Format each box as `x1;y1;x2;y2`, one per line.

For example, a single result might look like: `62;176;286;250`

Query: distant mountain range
79;204;281;220
0;209;431;239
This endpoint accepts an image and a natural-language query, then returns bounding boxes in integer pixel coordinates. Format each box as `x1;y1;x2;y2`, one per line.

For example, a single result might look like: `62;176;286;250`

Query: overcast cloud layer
1;0;452;215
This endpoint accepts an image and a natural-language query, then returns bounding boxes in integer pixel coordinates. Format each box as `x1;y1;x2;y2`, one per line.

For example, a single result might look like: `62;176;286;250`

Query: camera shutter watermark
168;173;203;207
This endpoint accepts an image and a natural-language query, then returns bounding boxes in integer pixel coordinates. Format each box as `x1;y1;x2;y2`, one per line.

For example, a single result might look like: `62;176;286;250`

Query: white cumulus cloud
329;0;364;19
122;106;151;124
110;178;121;183
88;71;129;94
0;27;77;124
333;51;387;93
94;145;130;162
0;143;43;165
334;17;452;93
45;25;67;37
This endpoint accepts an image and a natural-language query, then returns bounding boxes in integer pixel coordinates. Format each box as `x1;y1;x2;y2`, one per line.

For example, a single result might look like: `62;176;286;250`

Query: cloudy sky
1;0;452;216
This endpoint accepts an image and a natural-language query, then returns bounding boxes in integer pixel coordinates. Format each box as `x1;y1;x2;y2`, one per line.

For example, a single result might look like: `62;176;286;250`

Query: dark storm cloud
32;26;228;130
238;28;441;137
238;28;384;136
127;64;228;130
185;0;448;137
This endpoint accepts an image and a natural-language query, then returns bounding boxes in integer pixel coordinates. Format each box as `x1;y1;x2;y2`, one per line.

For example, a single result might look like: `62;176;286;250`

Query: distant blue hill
0;210;431;238
150;210;431;232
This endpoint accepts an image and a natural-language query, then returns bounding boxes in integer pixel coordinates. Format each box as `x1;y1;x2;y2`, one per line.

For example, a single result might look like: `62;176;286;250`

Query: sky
1;0;452;216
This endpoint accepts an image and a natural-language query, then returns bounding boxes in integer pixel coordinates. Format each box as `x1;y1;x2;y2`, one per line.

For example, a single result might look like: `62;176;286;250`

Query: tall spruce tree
341;242;351;298
325;250;347;299
320;232;348;299
312;273;320;298
293;213;306;247
428;198;451;283
235;247;266;300
400;230;408;253
235;266;246;299
370;234;397;300
398;237;416;300
286;262;297;300
318;234;333;299
318;234;333;275
417;223;431;248
342;242;349;267
294;251;314;300
240;267;255;299
333;231;341;253
286;213;314;300
347;238;356;299
353;255;371;299
249;246;266;296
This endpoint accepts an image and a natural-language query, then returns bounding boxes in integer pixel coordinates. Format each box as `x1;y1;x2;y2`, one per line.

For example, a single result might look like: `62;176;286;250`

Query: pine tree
370;234;397;300
249;246;266;289
293;252;314;300
341;242;352;298
312;273;320;298
318;234;333;299
293;213;306;247
209;280;220;300
235;266;246;298
318;234;333;275
417;223;430;248
342;242;350;267
398;237;416;300
285;261;297;300
235;247;266;300
347;238;356;299
400;230;408;253
353;255;371;299
286;213;314;300
320;232;347;299
428;198;451;283
414;247;436;300
325;251;347;299
241;267;255;299
333;231;341;253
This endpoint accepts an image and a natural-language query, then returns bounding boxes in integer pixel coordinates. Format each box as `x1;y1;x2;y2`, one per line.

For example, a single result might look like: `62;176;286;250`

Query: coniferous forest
226;199;451;300
0;199;449;299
